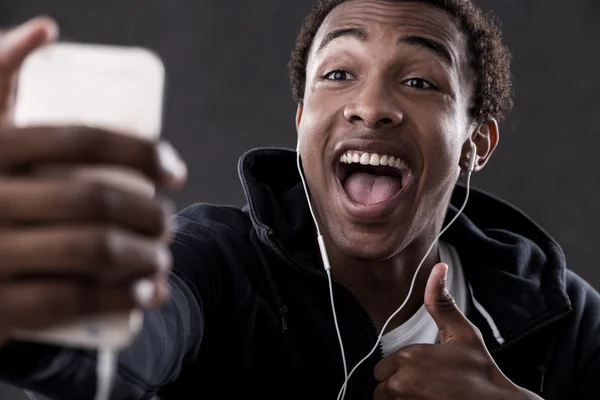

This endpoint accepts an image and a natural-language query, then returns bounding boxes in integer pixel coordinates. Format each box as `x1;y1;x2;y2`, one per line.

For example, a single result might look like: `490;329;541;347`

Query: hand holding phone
0;17;187;349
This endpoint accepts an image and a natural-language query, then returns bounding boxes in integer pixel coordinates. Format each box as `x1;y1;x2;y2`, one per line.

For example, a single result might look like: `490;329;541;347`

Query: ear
295;103;304;131
460;118;499;172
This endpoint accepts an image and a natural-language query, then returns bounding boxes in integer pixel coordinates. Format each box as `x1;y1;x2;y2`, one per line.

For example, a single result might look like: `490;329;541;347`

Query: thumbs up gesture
373;264;543;400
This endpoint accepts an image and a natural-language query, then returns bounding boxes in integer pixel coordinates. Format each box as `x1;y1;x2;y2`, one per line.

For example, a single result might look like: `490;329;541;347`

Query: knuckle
394;349;408;362
86;227;122;268
395;347;416;361
384;377;404;395
80;181;118;219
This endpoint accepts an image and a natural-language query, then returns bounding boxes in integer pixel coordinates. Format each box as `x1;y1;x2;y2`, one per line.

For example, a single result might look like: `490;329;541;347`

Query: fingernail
35;17;60;42
134;279;156;308
441;263;449;284
157;141;187;185
157;246;172;272
44;20;59;42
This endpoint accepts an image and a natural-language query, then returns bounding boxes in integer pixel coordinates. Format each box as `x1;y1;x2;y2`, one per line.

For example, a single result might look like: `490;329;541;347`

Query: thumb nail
43;21;59;42
441;263;449;286
34;17;60;42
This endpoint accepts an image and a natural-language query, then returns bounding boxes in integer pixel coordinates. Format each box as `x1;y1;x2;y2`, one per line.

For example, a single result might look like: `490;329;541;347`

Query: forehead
313;0;468;63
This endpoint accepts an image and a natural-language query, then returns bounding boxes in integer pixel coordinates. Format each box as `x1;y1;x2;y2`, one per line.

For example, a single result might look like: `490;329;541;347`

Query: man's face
296;0;478;261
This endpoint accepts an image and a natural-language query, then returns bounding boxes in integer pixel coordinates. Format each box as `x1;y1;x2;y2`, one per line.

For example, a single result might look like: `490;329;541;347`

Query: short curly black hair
289;0;513;123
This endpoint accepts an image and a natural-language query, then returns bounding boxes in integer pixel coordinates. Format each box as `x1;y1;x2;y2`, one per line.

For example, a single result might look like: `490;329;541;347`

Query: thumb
0;16;60;121
0;16;59;68
424;263;478;343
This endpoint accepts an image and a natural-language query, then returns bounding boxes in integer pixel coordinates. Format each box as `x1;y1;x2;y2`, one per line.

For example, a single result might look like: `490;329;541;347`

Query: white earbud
466;141;477;173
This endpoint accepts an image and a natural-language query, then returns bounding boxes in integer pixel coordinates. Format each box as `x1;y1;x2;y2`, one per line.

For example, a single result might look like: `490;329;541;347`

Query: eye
324;70;355;81
403;78;437;90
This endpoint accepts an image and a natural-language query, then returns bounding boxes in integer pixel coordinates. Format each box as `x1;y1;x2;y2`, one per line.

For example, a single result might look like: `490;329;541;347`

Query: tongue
343;172;403;206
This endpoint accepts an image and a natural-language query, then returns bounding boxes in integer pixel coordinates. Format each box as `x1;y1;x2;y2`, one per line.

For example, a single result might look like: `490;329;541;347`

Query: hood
238;147;572;343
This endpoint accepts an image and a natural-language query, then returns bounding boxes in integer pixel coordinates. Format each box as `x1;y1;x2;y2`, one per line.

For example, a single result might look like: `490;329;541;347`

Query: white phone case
12;42;166;350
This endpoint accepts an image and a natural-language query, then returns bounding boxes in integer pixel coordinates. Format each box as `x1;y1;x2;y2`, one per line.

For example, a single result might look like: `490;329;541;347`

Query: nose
343;82;403;129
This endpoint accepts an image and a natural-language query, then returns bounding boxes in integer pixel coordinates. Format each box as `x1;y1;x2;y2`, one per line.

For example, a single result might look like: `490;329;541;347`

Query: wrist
492;370;543;400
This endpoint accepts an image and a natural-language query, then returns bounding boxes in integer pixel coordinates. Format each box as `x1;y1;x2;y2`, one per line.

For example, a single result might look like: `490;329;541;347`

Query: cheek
297;110;329;185
427;109;465;179
297;98;335;162
297;108;321;155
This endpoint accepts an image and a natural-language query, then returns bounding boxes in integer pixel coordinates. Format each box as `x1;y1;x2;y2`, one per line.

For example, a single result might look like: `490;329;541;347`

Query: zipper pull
280;305;289;332
538;365;547;395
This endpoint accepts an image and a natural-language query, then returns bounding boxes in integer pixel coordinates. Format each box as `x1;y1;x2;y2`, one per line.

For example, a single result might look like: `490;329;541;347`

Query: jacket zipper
489;309;572;396
489;310;572;356
250;229;291;332
267;230;385;359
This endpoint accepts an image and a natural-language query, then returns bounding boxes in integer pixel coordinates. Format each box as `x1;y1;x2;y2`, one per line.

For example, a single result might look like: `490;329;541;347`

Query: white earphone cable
95;347;117;400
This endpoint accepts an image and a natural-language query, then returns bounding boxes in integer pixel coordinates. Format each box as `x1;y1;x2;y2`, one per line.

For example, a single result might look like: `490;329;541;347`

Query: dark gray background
0;1;598;398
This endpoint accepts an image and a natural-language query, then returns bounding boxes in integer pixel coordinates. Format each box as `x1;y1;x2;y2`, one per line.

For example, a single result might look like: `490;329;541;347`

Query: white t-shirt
381;241;467;357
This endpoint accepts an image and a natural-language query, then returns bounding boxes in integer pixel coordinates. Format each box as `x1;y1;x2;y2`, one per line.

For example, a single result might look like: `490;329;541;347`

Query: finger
424;263;479;343
0;226;171;281
374;344;428;382
151;272;171;306
0;17;59;119
373;382;393;400
0;279;167;331
0;178;174;236
374;356;398;383
0;126;187;189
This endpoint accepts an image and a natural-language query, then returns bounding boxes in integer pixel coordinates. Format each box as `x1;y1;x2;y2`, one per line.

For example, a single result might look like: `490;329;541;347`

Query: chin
329;225;408;262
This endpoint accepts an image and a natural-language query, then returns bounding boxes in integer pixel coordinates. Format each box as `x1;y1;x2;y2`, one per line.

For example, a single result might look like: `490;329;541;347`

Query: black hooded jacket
1;148;599;400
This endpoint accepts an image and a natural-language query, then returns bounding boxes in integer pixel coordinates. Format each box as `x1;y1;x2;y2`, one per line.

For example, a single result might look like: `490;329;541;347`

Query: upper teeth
340;151;406;169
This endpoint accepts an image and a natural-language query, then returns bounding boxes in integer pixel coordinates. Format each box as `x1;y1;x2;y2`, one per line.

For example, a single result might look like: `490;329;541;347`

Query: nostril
380;117;394;124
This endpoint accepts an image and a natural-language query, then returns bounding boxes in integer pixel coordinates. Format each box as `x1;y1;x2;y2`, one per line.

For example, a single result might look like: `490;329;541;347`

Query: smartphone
12;42;166;350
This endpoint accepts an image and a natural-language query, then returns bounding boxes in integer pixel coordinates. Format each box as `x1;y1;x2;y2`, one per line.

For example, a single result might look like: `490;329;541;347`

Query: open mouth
336;150;412;207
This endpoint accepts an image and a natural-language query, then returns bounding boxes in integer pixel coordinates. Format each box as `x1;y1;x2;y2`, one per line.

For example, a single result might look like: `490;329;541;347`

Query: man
0;0;598;399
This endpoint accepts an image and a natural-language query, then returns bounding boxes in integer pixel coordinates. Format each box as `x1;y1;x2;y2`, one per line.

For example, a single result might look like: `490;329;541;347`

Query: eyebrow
316;27;453;66
317;27;367;53
399;35;453;66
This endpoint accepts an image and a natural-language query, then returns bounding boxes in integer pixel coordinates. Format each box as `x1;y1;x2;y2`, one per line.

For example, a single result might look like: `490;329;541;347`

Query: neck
327;232;442;333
